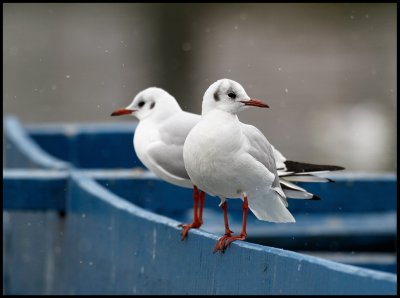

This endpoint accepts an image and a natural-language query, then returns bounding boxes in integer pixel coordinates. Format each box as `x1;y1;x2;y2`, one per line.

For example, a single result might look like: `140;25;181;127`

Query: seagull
110;87;205;240
182;78;344;253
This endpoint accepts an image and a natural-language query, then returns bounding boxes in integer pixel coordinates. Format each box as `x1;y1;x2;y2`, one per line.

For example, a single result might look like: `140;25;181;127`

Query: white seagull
182;78;344;253
111;87;204;240
111;86;344;244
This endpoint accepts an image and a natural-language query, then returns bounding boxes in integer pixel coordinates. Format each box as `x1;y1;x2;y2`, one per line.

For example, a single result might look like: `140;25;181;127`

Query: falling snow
182;42;192;52
240;13;248;21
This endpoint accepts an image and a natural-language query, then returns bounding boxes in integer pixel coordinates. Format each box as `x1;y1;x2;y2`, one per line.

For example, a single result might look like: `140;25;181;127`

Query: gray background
3;3;396;171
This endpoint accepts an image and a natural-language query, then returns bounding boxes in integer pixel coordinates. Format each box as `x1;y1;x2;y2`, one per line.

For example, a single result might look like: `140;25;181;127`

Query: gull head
111;87;181;121
202;79;269;115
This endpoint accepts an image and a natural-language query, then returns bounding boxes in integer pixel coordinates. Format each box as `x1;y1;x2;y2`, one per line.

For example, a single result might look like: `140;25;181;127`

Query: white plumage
111;84;344;248
183;79;295;223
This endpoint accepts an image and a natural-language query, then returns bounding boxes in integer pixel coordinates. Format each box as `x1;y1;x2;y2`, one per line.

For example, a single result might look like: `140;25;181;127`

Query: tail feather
280;178;307;192
273;149;344;201
282;174;334;183
280;177;322;200
282;189;321;200
248;190;295;223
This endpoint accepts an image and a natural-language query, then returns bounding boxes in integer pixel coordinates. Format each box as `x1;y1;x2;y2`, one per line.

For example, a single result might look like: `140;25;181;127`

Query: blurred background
3;3;396;171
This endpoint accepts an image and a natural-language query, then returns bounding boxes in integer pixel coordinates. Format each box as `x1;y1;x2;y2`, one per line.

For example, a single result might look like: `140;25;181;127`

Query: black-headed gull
111;87;205;240
182;78;343;253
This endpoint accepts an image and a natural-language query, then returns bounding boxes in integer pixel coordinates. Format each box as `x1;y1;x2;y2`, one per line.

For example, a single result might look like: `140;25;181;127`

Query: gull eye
138;101;145;108
228;92;236;99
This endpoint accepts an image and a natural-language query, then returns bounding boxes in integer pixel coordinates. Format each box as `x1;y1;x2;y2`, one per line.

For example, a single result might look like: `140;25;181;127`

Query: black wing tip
331;165;346;171
310;194;321;201
285;160;345;173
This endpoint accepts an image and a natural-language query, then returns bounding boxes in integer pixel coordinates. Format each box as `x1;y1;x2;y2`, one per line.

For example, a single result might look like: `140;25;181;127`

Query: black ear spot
214;92;220;101
150;101;155;109
228;92;236;99
138;101;145;108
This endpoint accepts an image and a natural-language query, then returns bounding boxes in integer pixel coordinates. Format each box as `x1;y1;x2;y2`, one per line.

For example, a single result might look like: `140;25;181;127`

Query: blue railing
3;115;397;294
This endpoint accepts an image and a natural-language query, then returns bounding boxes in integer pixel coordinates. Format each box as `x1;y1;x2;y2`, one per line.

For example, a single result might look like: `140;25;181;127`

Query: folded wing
147;111;200;181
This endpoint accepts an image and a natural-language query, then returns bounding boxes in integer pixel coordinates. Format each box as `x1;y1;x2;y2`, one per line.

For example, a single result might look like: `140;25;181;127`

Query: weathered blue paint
3;116;397;294
3;211;66;294
3;170;397;294
88;170;396;214
4;169;396;253
26;121;143;169
3;170;68;211
4;116;70;169
61;172;399;294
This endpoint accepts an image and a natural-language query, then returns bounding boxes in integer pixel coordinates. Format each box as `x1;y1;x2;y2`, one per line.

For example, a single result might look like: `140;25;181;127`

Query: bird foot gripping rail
3;115;397;295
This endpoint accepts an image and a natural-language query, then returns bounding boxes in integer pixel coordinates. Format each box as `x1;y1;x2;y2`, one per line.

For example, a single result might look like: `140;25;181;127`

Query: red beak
110;108;135;116
240;99;269;108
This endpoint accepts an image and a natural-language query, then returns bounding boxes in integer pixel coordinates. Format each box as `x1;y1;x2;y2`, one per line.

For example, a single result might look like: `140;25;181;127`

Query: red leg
198;191;205;224
213;196;248;253
213;201;234;253
179;186;202;240
224;196;248;248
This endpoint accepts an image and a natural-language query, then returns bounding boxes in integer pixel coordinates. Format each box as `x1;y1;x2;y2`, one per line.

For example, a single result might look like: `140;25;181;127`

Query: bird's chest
184;114;245;195
133;123;159;165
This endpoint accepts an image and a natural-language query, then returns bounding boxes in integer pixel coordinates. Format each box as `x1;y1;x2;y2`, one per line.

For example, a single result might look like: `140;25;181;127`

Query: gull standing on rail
111;87;204;239
182;78;343;253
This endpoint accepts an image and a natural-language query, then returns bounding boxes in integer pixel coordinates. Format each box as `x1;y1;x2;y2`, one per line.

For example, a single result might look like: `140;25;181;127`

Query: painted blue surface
89;170;396;214
3;211;66;294
3;169;396;253
65;172;397;295
2;115;398;294
4;116;69;169
3;171;397;294
3;170;68;211
26;121;143;169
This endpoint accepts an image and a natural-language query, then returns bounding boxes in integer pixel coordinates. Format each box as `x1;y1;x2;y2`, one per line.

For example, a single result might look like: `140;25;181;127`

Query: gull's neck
203;109;239;123
140;109;180;127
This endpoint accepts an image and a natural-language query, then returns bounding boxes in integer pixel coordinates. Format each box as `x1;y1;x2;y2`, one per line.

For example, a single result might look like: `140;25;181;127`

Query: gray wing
241;123;287;202
271;145;287;171
147;111;201;180
242;123;278;177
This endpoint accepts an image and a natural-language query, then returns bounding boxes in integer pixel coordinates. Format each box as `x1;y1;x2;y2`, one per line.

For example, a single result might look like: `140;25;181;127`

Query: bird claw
224;234;246;248
213;233;246;253
212;233;232;254
179;222;201;241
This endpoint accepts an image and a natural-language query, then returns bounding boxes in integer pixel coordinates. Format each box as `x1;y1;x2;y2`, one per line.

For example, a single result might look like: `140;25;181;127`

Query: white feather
283;175;332;183
283;189;314;199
